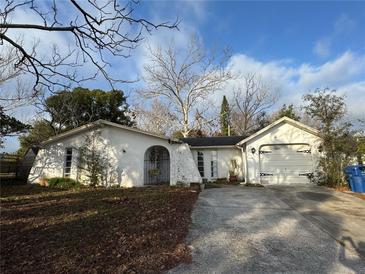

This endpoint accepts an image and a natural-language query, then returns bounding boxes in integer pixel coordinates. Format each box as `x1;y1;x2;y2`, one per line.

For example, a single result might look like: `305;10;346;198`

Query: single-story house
28;116;322;186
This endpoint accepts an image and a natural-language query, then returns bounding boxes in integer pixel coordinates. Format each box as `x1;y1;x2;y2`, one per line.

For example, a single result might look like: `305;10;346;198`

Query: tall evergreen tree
220;95;232;136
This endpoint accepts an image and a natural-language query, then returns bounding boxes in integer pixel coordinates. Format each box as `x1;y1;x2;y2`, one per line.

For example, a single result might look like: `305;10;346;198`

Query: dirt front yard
0;185;198;273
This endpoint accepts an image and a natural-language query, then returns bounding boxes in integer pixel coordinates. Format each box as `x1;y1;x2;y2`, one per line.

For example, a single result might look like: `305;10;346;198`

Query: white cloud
136;23;197;76
221;51;365;120
337;81;365;121
334;14;356;35
184;1;207;21
8;8;74;57
313;39;331;58
227;55;296;84
313;13;357;58
297;51;365;89
5;2;144;91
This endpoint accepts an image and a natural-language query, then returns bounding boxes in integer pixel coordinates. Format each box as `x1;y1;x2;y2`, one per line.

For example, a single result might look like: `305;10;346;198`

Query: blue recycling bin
344;165;365;193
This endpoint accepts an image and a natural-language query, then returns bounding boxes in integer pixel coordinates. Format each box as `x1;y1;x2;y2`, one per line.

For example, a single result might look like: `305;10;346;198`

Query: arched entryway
144;146;170;185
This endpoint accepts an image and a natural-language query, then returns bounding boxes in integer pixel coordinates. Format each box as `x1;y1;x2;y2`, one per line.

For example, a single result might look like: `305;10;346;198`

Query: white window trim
63;147;73;177
210;151;218;178
197;151;205;178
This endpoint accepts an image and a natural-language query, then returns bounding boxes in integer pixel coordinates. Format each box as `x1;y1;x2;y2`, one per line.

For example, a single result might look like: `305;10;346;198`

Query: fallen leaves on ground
0;185;198;273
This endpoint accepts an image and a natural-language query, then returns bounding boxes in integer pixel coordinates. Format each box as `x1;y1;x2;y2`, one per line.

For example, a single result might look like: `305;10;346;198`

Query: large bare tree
0;0;177;94
133;100;179;136
140;37;232;137
231;73;279;135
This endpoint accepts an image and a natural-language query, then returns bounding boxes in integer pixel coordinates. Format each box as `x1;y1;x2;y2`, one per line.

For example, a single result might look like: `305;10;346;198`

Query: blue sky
2;0;365;152
198;1;365;64
138;1;365;64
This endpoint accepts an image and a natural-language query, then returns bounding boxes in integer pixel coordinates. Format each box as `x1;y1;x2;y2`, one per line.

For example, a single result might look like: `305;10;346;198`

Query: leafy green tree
356;119;365;164
44;87;134;133
18;120;55;156
18;87;134;154
357;138;365;164
0;106;30;147
303;88;357;187
274;104;301;121
220;95;233;136
253;112;271;133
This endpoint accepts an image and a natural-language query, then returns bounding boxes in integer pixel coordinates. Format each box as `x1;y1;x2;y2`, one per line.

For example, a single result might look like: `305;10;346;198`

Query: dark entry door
144;146;170;185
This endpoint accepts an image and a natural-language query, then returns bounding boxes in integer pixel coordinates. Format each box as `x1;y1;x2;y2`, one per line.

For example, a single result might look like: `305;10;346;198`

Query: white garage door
259;144;313;184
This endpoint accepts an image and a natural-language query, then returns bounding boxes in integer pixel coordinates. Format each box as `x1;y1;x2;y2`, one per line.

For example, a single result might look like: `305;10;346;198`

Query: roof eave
236;117;320;146
188;145;240;149
99;120;174;141
41;119;176;146
41;122;102;146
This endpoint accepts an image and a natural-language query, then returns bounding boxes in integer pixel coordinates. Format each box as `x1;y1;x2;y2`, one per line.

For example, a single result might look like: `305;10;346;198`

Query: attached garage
237;117;322;185
259;143;313;184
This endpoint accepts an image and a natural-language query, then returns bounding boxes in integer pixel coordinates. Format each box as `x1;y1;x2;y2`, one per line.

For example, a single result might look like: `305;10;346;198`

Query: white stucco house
28;116;322;187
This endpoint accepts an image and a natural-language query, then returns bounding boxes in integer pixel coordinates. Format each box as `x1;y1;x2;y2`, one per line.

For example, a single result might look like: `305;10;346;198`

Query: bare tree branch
231;73;279;135
140;36;232;137
0;0;178;93
133;100;179;136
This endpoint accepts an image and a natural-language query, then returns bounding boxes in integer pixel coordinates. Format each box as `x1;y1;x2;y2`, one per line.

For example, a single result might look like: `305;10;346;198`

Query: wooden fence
0;155;33;185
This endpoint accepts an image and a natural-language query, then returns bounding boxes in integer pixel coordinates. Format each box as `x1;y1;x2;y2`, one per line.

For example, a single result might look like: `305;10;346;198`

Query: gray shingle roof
181;136;247;147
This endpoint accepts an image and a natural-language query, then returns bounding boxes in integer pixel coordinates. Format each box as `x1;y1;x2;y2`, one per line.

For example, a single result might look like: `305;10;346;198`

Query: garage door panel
261;166;312;173
259;144;313;185
261;156;312;163
260;175;310;184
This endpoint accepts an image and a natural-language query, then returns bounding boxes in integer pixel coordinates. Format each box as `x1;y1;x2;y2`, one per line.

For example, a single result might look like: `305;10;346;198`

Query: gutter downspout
236;144;248;183
243;145;249;183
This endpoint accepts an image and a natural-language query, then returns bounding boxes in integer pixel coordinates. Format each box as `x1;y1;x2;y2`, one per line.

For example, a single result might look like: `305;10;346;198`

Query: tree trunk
182;109;189;137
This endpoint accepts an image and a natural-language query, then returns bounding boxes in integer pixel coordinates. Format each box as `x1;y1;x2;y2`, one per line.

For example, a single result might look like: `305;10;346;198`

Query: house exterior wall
28;128;99;184
190;147;244;181
102;126;201;187
245;122;322;184
28;125;201;187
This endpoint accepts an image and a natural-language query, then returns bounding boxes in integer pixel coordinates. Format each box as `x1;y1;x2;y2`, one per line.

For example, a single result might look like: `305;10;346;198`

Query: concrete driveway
170;185;365;273
267;184;365;258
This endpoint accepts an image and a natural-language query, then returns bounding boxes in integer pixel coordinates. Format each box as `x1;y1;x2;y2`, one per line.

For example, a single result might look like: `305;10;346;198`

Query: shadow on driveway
268;184;365;259
170;186;365;273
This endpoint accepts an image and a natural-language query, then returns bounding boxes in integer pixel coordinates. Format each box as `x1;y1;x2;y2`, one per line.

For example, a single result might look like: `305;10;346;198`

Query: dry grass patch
0;184;198;273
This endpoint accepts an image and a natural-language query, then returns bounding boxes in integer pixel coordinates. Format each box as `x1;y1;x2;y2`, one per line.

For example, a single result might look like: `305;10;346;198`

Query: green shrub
47;177;81;189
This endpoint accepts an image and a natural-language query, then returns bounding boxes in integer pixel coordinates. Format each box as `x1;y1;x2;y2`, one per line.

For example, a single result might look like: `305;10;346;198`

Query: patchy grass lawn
0;185;198;273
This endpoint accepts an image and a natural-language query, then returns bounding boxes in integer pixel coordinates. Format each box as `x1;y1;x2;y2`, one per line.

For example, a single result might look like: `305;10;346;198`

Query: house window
197;151;204;177
211;151;218;178
64;148;73;177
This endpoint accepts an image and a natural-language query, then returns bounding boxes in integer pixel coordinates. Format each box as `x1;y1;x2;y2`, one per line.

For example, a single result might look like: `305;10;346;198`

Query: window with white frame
197;151;204;178
210;151;218;178
64;148;73;177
